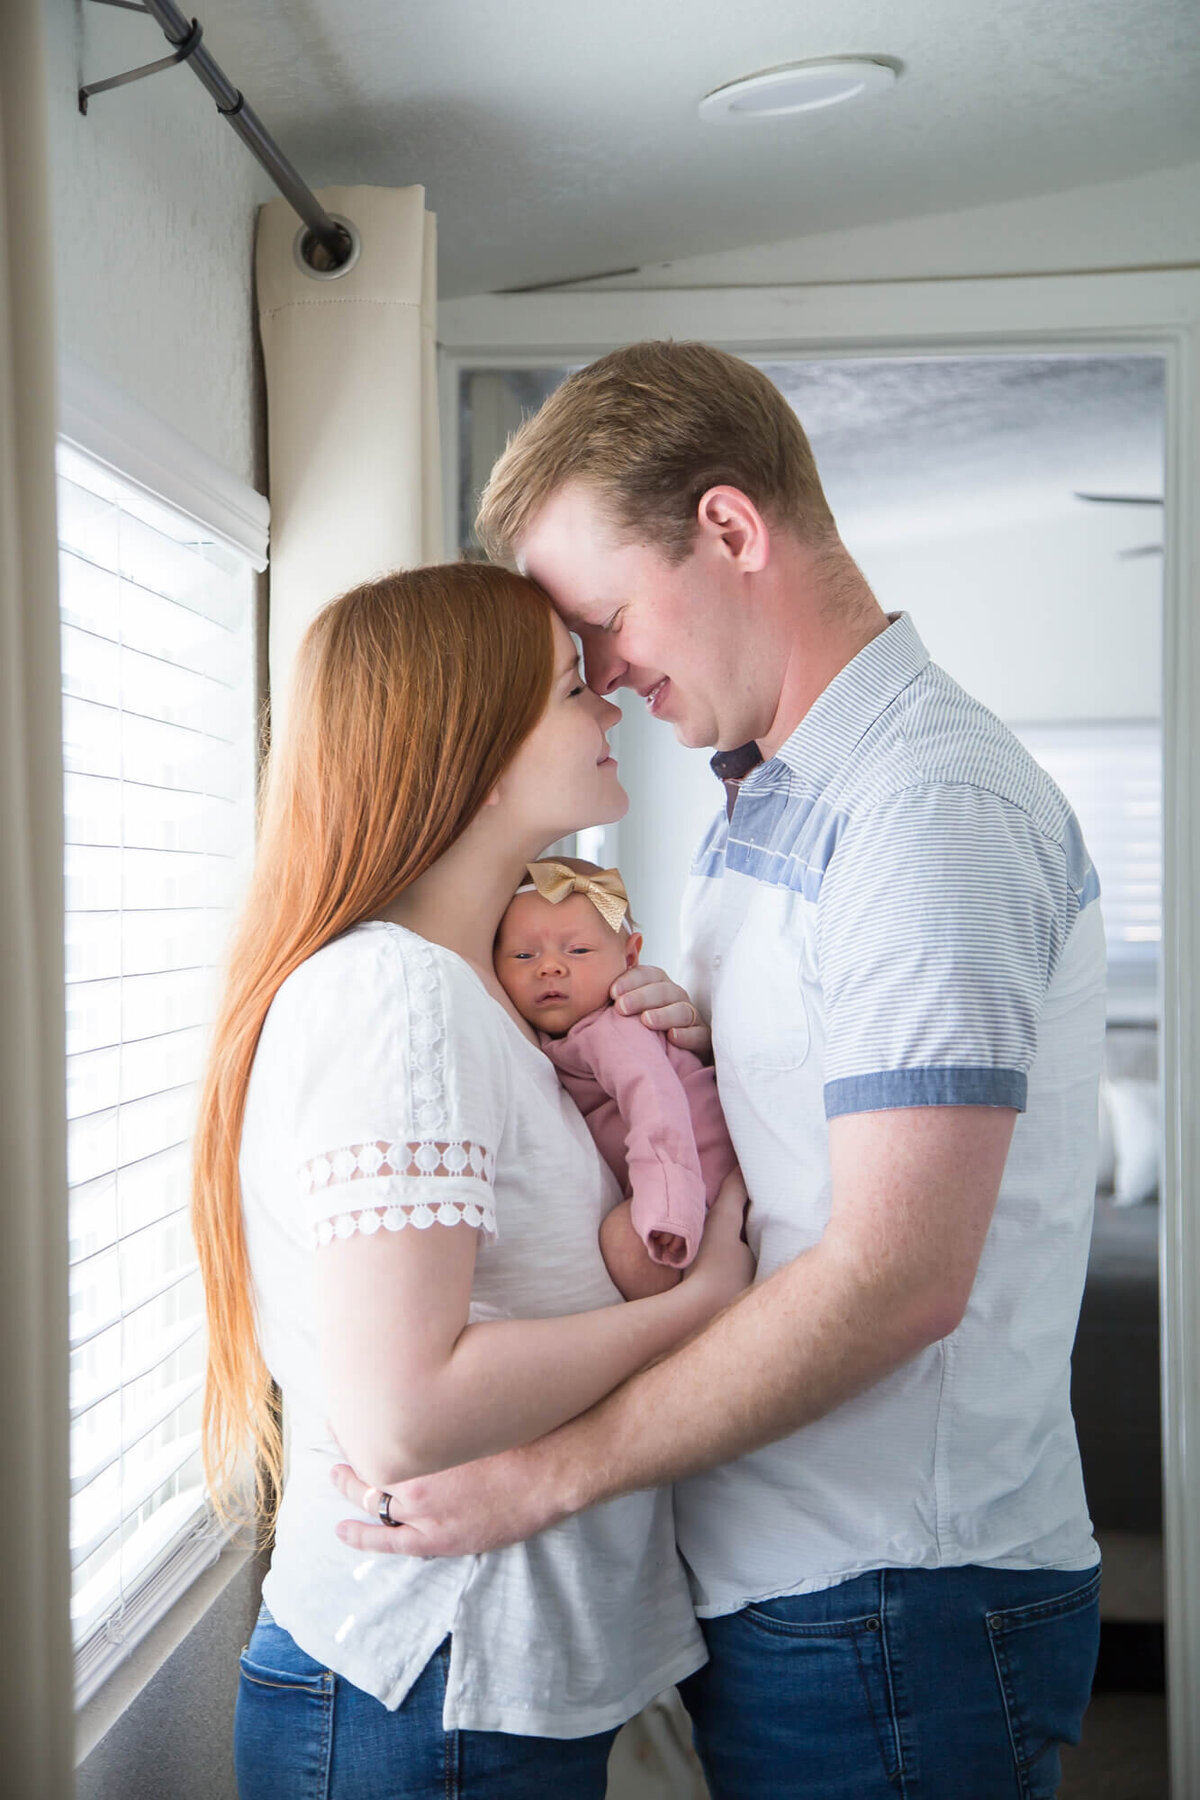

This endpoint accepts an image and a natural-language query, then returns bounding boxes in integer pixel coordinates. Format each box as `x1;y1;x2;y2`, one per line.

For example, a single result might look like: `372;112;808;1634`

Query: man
337;342;1104;1796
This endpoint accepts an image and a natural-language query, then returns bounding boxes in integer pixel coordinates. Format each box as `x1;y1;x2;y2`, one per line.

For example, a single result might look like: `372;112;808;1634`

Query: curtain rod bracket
79;16;203;116
75;0;355;273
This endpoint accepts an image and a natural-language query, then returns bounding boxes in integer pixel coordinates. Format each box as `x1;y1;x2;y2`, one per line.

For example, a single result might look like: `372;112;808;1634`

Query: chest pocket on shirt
715;907;811;1074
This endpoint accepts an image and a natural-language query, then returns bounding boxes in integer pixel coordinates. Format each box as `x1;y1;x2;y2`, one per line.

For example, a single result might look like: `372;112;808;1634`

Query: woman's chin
602;782;630;823
542;781;629;848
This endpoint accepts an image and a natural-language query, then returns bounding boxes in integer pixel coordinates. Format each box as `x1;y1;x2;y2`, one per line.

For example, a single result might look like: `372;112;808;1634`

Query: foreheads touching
473;341;865;754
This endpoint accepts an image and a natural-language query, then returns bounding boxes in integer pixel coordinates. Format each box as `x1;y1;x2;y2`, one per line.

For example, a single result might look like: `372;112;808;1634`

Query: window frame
58;359;268;1713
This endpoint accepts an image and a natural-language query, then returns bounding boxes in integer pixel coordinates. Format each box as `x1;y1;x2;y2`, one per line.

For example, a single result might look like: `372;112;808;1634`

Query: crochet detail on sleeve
406;935;449;1139
302;1140;497;1246
312;1195;496;1246
301;1139;495;1192
304;935;499;1247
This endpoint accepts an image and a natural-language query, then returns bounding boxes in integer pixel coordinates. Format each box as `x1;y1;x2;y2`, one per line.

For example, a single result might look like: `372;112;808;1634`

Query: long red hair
192;563;555;1524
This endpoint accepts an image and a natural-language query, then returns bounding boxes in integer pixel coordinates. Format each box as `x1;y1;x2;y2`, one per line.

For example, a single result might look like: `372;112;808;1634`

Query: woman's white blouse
240;920;705;1736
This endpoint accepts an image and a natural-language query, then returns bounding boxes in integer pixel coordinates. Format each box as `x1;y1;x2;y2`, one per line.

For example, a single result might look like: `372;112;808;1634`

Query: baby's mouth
535;989;568;1005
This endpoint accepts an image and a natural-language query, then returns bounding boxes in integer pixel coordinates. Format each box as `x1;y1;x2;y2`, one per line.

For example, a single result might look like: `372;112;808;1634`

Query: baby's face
495;891;635;1037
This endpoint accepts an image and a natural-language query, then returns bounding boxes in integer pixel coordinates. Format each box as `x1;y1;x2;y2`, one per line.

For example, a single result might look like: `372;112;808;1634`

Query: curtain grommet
293;215;361;282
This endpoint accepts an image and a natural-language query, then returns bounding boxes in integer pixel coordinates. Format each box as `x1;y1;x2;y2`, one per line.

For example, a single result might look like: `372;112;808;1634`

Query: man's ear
696;486;770;573
624;931;643;970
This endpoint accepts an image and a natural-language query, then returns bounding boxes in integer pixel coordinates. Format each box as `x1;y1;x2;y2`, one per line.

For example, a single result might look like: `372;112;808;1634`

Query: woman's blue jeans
678;1563;1102;1800
233;1607;618;1799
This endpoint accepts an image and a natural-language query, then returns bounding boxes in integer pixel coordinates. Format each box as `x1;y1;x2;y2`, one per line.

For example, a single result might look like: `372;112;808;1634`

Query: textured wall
42;0;265;484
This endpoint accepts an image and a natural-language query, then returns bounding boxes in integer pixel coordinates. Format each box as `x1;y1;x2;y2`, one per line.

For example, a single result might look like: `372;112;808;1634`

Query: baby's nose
537;950;567;974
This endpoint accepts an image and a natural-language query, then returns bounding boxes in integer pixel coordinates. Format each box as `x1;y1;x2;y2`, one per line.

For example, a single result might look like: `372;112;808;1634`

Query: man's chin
671;720;717;751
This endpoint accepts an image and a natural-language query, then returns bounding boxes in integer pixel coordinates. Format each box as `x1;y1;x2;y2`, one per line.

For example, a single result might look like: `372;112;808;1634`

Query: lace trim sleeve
301;1139;497;1247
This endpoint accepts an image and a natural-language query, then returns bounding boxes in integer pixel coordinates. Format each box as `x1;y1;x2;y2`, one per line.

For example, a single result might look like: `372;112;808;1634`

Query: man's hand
610;963;711;1059
331;1445;566;1558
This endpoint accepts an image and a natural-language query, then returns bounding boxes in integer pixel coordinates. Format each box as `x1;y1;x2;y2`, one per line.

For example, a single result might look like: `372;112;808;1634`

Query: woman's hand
610;964;712;1060
680;1168;755;1315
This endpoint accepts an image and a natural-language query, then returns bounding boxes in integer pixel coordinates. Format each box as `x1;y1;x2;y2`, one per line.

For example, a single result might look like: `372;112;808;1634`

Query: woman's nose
583;682;623;730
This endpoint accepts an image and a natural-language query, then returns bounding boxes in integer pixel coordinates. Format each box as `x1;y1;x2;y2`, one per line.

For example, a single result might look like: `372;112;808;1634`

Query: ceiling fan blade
1075;491;1164;507
1117;544;1164;560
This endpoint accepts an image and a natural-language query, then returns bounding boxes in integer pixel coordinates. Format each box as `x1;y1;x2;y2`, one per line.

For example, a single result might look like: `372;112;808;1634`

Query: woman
192;563;751;1798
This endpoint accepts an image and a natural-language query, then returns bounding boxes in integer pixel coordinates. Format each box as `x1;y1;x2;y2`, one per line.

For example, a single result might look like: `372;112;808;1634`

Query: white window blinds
58;440;258;1702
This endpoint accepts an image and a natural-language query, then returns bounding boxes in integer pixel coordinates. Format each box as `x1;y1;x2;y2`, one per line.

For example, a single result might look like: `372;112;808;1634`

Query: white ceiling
197;0;1200;296
766;354;1166;538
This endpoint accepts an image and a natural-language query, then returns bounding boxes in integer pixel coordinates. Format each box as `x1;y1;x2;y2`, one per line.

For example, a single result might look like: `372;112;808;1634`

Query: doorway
443;269;1200;1790
457;349;1169;1795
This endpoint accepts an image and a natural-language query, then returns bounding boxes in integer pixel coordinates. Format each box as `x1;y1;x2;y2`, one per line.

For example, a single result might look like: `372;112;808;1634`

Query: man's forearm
536;1240;943;1517
536;1102;1013;1515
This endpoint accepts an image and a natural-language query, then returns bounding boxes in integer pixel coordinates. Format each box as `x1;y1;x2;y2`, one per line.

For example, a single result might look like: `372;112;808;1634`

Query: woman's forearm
324;1170;751;1491
357;1279;709;1487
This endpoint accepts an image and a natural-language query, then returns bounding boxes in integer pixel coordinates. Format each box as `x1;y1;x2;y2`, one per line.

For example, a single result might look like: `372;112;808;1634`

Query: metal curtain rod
80;0;354;272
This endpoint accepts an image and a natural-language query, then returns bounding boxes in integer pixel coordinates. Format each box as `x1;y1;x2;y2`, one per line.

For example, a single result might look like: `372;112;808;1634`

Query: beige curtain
256;185;441;726
0;2;73;1793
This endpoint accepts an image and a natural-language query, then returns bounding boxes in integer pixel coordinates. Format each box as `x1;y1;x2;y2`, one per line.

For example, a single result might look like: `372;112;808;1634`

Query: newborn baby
495;857;738;1300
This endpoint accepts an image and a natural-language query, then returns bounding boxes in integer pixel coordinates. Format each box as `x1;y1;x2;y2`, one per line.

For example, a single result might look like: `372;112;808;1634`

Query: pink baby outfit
540;1003;737;1267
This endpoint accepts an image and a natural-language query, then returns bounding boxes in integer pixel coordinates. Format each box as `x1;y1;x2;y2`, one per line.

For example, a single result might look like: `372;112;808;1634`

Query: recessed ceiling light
699;57;900;123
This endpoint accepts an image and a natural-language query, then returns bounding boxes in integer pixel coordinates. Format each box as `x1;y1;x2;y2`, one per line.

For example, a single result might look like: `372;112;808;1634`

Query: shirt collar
709;741;764;784
770;612;929;791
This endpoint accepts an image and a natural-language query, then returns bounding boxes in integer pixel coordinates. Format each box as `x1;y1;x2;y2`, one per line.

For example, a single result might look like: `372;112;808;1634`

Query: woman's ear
482;786;501;808
624;931;643;970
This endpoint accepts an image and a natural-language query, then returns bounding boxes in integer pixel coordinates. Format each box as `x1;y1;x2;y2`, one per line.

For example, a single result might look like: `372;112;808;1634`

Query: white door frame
440;268;1200;1796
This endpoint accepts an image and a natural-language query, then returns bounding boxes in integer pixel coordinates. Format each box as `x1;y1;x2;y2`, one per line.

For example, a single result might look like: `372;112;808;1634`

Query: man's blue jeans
233;1607;618;1799
678;1563;1101;1800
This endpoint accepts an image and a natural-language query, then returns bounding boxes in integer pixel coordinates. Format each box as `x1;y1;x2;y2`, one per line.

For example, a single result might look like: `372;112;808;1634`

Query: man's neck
754;553;890;763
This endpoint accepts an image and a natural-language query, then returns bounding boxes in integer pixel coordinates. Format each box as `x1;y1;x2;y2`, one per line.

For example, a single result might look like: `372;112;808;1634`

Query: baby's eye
569;947;593;956
605;609;625;634
511;951;534;960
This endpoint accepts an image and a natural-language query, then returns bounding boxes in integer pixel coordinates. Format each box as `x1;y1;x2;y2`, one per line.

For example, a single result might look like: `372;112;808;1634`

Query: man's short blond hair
475;340;837;566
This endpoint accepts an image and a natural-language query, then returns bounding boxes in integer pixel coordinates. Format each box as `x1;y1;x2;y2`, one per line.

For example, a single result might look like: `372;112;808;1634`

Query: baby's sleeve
586;1009;709;1266
282;929;505;1248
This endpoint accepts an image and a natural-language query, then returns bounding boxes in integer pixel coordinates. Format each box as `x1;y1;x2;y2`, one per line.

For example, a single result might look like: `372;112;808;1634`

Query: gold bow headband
519;861;631;933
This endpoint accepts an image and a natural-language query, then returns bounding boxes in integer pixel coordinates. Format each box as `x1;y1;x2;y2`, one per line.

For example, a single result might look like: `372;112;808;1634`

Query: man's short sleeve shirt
676;614;1105;1616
